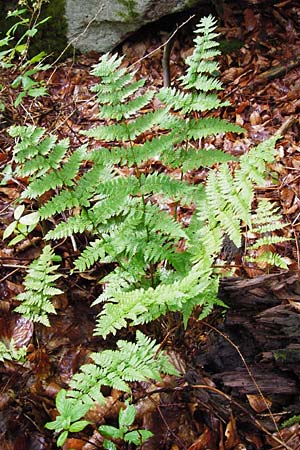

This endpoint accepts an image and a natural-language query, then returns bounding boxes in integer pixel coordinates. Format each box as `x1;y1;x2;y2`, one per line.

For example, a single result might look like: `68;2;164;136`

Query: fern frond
90;53;125;78
93;260;215;337
83;109;168;142
18;138;68;177
14;245;62;326
45;213;94;240
245;252;289;270
181;147;235;171
250;199;287;232
188;117;244;140
245;199;291;269
74;239;106;272
248;235;289;250
181;15;222;92
21;145;88;199
237;137;278;186
157;88;229;114
140;172;199;203
99;91;155;120
68;331;177;404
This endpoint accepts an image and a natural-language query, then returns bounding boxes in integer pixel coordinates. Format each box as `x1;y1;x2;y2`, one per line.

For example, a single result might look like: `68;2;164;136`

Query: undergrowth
2;14;290;448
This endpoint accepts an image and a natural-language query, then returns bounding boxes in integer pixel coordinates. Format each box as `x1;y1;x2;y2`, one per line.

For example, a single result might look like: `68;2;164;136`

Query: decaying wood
199;271;300;404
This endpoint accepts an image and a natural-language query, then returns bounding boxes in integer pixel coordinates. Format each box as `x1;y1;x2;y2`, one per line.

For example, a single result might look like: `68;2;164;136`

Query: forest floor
1;0;300;449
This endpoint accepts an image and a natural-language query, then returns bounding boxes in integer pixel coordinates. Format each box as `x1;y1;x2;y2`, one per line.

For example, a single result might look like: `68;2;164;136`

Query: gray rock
65;0;202;53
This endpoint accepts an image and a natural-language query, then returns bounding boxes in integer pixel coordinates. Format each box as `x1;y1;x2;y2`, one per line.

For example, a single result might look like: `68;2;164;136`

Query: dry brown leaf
244;8;259;31
225;415;240;450
187;427;212;450
246;394;272;413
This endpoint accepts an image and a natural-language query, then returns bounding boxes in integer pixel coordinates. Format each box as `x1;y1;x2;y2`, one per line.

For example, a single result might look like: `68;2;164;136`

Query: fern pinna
5;15;283;446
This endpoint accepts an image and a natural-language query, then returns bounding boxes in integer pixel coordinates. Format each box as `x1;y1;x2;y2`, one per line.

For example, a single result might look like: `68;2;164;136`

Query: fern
245;199;291;269
93;260;224;337
4;16;287;448
14;245;62;326
68;331;178;404
0;339;27;362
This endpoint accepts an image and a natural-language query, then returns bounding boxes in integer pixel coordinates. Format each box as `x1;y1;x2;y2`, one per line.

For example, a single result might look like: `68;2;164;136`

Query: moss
185;0;202;7
117;0;139;22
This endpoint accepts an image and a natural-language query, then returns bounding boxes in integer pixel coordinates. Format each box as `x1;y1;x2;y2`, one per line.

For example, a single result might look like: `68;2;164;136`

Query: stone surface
65;0;202;53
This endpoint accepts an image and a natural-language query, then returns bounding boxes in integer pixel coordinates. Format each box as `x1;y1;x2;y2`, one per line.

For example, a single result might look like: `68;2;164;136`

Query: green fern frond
93;260;214;337
139;172;199;203
250;199;287;231
99;91;155;120
157;87;229;114
39;162;114;219
248;235;289;250
181;15;221;91
90;53;125;78
237;137;279;186
68;331;177;404
45;213;94;240
183;147;235;171
18;138;68;177
245;252;288;270
74;239;106;272
14;245;62;326
187;117;244;140
245;199;291;269
83;109;168;142
21;145;88;199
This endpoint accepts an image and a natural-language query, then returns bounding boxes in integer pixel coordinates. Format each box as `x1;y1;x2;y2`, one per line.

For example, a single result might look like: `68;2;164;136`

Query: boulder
65;0;202;53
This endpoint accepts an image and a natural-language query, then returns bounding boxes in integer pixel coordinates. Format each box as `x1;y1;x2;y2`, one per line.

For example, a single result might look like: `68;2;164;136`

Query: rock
0;0;210;56
65;0;202;53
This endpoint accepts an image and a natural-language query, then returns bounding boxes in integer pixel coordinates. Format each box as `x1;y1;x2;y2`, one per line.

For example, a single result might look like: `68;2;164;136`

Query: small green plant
0;339;27;363
0;0;50;108
45;389;91;447
99;400;153;449
3;204;39;246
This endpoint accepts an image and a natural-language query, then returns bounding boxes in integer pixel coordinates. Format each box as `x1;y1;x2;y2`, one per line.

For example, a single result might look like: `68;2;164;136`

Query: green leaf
14;91;26;107
103;440;117;450
55;389;67;415
19;211;40;226
57;430;69;447
8;233;26;246
3;221;17;240
99;425;123;440
69;420;91;432
28;87;48;98
44;420;60;431
124;429;153;445
14;204;25;220
119;403;136;429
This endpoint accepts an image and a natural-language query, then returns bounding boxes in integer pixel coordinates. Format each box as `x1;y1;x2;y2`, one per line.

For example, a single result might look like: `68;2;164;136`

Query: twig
162;32;176;87
257;58;300;82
